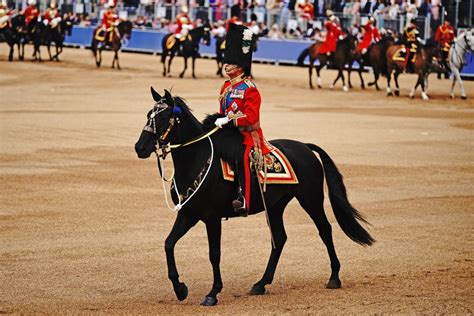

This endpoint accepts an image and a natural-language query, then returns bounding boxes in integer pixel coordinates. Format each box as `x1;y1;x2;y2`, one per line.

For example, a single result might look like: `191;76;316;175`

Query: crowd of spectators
70;0;450;41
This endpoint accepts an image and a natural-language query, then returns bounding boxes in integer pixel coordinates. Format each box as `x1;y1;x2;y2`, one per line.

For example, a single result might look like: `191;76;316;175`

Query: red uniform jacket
435;24;455;51
219;78;272;154
43;8;60;23
357;23;381;52
102;10;118;29
319;21;344;54
175;13;192;34
24;5;39;25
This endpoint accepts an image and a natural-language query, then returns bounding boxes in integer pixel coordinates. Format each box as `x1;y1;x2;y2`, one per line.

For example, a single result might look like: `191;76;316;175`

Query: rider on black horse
214;23;273;217
95;0;119;45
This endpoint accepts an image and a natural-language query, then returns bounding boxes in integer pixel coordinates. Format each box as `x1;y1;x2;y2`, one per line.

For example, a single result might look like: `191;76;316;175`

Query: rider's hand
215;117;230;128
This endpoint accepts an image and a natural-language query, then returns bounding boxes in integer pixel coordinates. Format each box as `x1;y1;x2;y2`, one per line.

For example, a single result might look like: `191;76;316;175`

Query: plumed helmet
28;0;37;6
181;5;188;13
223;23;255;76
108;0;115;8
329;14;336;22
50;0;56;8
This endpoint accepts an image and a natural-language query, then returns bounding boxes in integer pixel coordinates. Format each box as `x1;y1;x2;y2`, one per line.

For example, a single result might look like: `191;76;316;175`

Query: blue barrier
65;26;474;76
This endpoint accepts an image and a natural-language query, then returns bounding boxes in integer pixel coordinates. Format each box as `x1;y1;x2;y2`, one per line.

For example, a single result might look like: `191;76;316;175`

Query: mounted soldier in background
318;13;344;60
23;0;39;33
435;20;455;79
401;19;420;73
42;1;61;29
356;16;381;56
94;0;119;46
174;5;193;41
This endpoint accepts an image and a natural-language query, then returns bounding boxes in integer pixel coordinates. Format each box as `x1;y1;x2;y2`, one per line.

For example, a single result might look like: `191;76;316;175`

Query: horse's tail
297;47;310;66
306;143;375;246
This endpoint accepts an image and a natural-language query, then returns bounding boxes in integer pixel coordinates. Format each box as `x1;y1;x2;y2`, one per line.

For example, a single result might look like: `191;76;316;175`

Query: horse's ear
164;89;174;106
150;86;161;102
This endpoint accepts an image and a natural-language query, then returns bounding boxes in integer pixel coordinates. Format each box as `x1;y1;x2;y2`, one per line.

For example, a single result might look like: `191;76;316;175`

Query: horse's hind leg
250;195;293;295
167;52;175;76
394;71;400;96
8;44;14;62
296;184;341;289
200;217;223;306
165;212;199;302
452;67;467;99
386;67;393;96
309;58;315;89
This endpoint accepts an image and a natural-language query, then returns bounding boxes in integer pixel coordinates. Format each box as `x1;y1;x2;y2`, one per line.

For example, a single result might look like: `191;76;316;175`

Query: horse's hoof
343;85;349;92
174;282;188;301
330;84;335;90
394;90;400;96
387;92;393;97
326;279;341;289
376;86;380;91
249;284;266;295
461;96;467;100
361;85;365;90
179;74;184;78
310;85;314;90
368;82;375;86
200;296;218;306
317;85;322;89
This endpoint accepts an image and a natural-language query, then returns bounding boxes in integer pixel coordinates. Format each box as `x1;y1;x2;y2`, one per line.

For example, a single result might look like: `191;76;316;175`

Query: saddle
221;147;298;185
95;27;116;44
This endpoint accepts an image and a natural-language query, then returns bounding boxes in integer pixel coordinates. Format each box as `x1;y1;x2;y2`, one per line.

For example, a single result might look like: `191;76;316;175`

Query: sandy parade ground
1;45;473;314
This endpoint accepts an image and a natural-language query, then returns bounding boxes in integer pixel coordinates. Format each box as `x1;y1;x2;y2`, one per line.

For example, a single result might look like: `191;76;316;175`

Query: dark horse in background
43;15;74;61
0;14;26;61
161;24;211;78
298;34;357;91
91;20;133;69
348;31;396;90
24;18;46;61
135;88;374;306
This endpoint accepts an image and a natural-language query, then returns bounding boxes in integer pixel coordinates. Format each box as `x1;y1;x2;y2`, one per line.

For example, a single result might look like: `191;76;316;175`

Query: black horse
161;24;211;78
26;18;46;61
91;20;133;69
298;34;357;91
134;88;374;306
0;14;26;61
348;32;396;90
44;15;74;61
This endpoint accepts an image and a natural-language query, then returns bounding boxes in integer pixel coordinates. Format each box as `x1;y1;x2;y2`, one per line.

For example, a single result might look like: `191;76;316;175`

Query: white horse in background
449;29;474;99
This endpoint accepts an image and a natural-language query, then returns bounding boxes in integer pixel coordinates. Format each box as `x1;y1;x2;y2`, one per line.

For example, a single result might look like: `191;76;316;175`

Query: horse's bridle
143;101;178;147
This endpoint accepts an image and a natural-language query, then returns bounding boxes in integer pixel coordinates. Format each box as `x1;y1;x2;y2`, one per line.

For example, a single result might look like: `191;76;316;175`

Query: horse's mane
202;113;225;130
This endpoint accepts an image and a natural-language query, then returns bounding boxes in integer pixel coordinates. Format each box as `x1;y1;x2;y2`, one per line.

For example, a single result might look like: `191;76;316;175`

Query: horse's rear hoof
249;284;266;295
394;90;400;96
461;96;467;100
174;282;188;301
387;92;393;97
326;279;341;289
200;296;218;306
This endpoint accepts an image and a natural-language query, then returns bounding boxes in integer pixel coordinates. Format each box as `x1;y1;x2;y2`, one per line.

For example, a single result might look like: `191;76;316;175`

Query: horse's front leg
47;44;53;60
357;61;365;89
200;218;223;306
179;56;188;78
8;43;14;61
165;212;199;301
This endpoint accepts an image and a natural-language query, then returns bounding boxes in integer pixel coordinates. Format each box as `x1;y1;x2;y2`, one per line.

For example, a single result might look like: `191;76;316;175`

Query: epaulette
244;79;256;88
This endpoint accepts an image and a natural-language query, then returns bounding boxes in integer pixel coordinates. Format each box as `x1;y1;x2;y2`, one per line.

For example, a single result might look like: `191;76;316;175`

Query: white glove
215;117;230;128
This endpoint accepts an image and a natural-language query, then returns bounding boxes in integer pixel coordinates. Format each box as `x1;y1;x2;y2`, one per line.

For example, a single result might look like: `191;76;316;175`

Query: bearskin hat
223;23;255;77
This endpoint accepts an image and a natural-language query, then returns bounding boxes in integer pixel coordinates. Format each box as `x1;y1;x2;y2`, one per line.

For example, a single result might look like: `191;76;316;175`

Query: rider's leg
233;145;251;216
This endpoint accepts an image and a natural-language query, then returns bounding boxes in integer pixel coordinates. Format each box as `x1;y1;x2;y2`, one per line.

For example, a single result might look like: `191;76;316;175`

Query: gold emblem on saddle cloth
220;40;226;50
167;35;177;49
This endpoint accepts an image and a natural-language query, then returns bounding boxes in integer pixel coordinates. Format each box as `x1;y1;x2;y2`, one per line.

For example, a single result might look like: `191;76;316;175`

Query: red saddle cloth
221;147;299;184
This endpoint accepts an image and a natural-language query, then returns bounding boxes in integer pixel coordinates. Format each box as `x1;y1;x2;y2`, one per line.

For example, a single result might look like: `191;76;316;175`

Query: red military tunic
102;10;118;29
43;7;60;24
219;77;271;155
435;23;455;52
357;23;381;53
175;13;192;34
24;5;39;25
319;21;344;55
